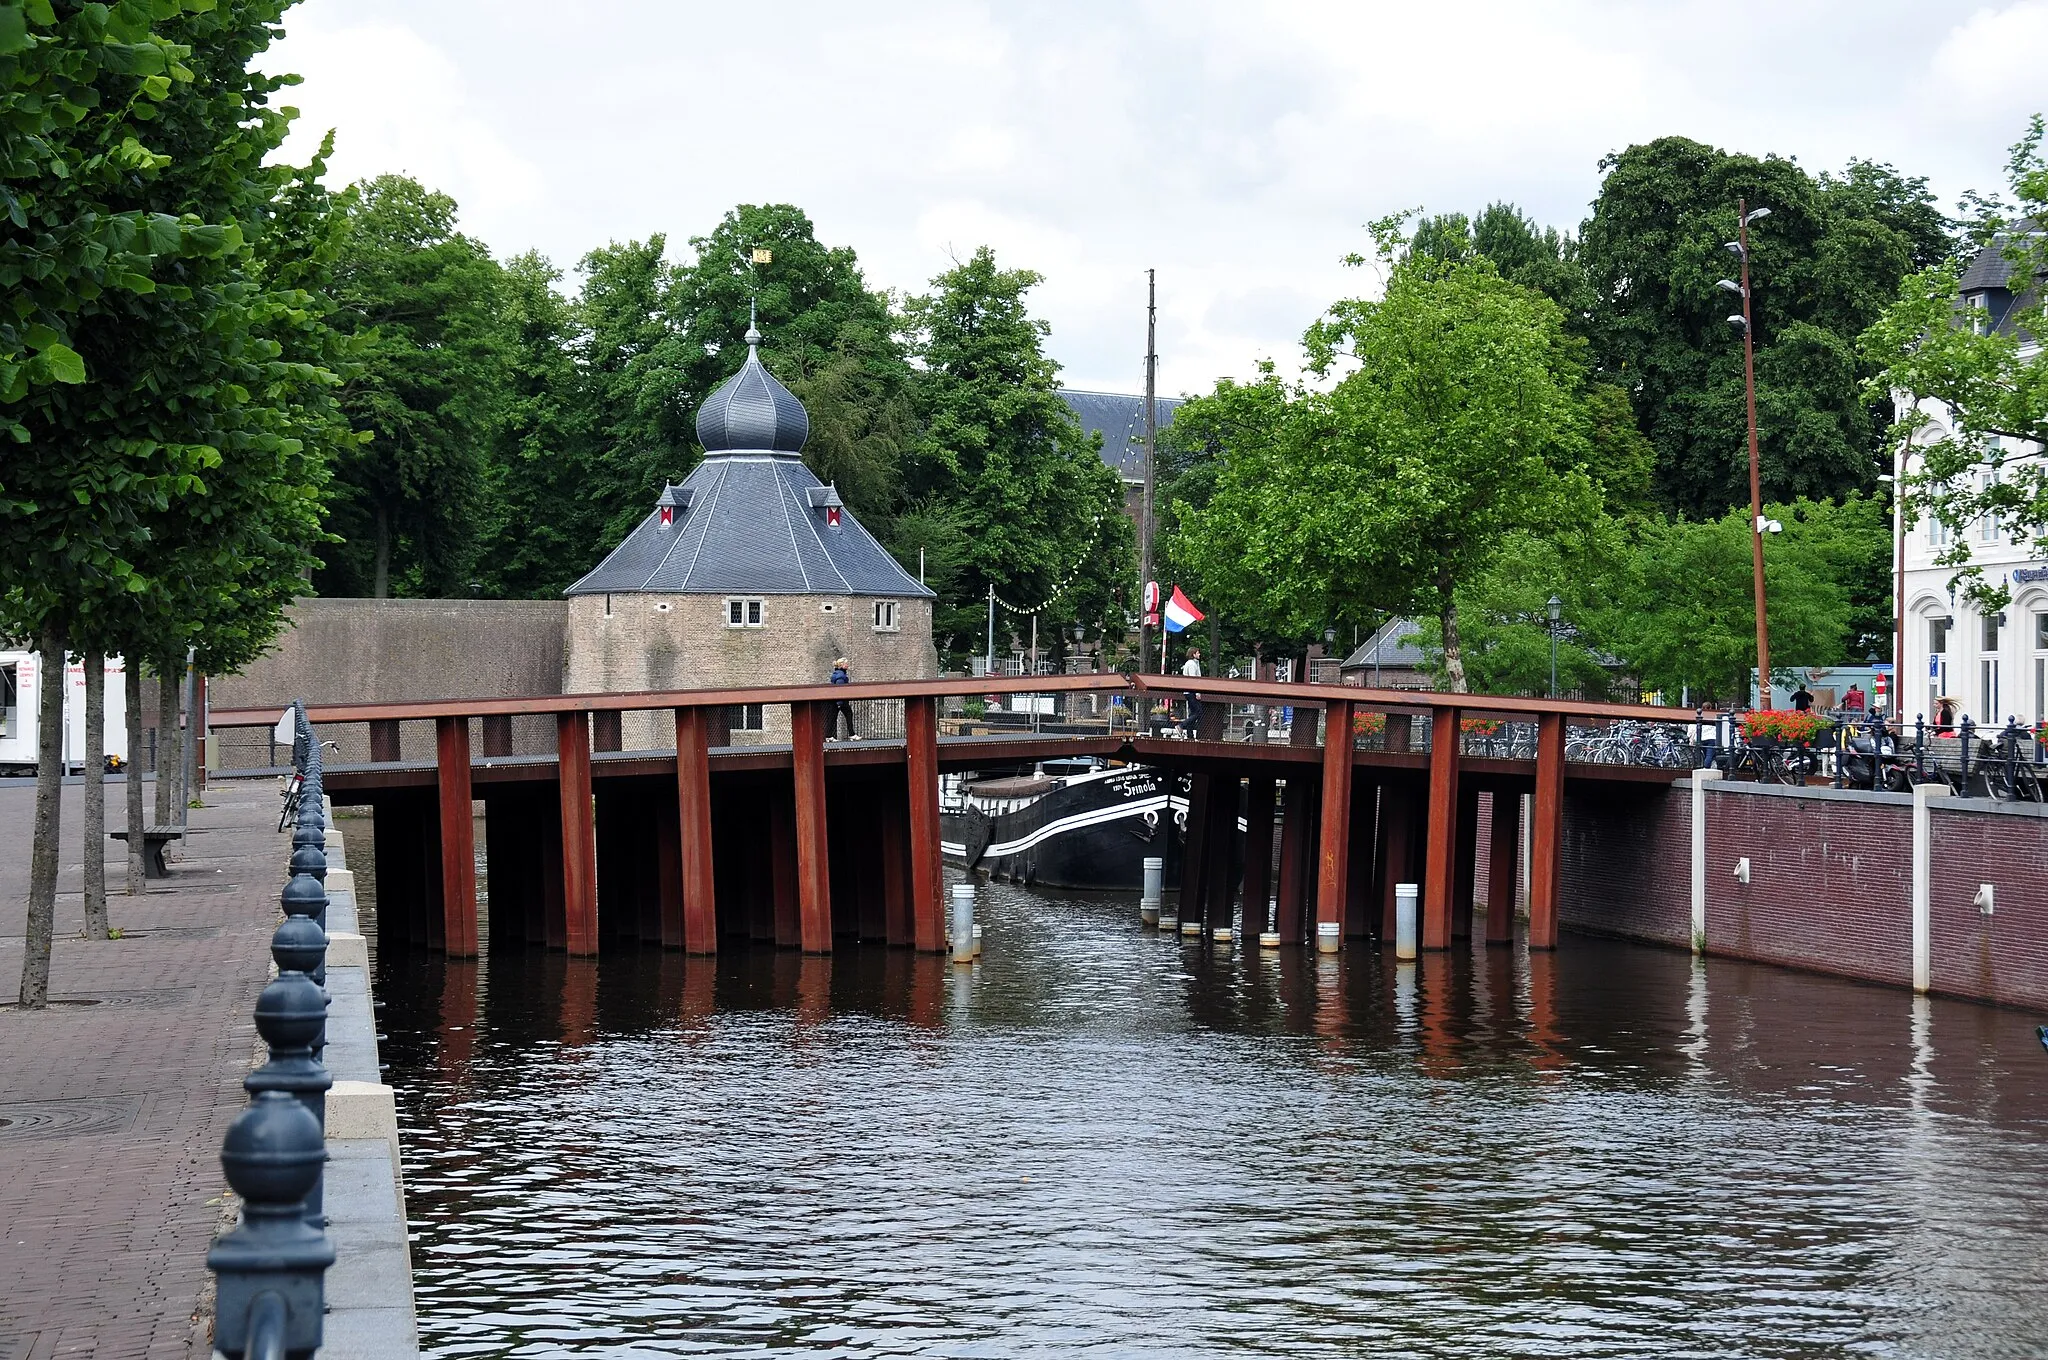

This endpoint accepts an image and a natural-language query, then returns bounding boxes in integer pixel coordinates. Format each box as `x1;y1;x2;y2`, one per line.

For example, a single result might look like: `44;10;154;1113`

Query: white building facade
1897;237;2043;727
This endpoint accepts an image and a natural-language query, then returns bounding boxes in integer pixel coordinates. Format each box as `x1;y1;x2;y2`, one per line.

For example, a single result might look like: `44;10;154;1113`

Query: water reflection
374;880;2048;1358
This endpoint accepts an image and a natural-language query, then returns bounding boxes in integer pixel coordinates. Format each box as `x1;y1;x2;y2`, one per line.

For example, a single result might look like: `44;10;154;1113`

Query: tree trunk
1439;585;1468;695
20;628;67;1009
125;660;146;895
82;650;107;941
154;655;181;823
373;503;392;600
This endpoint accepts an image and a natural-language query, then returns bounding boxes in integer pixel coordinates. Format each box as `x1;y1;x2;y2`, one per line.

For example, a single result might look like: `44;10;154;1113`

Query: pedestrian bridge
210;675;1693;960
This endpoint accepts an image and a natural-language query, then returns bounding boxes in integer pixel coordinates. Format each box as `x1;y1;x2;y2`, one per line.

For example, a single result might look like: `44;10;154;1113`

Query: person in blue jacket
829;657;856;740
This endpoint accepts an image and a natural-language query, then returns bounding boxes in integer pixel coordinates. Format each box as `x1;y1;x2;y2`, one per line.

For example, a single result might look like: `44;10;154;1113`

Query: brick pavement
0;778;290;1360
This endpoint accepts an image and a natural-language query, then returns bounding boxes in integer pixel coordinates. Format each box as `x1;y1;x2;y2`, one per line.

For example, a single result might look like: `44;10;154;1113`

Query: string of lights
987;509;1109;616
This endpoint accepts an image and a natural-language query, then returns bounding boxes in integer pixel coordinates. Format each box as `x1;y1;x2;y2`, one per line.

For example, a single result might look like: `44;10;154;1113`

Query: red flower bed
1740;709;1829;745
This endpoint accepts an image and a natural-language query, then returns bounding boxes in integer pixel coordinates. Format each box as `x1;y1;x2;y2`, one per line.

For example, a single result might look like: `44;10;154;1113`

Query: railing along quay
207;701;335;1359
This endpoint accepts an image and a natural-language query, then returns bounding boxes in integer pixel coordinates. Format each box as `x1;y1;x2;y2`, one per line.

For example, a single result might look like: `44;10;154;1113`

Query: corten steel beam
1314;698;1355;940
789;701;833;952
1487;789;1519;946
369;719;401;763
435;716;478;958
1241;776;1276;937
1529;712;1565;950
769;788;800;948
1452;785;1480;941
674;707;718;954
1421;707;1461;950
905;696;945;952
654;791;683;948
481;714;513;758
556;710;599;956
1205;777;1239;929
881;788;912;947
1344;781;1375;939
1274;778;1317;944
1377;783;1414;939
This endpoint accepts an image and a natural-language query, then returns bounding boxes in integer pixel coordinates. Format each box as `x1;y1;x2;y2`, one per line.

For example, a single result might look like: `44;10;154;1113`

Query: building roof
567;337;932;599
1340;617;1428;671
1060;389;1182;483
1959;223;2042;340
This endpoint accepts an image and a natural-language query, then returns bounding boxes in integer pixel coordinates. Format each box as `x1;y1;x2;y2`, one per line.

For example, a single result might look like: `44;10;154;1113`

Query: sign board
1142;581;1160;614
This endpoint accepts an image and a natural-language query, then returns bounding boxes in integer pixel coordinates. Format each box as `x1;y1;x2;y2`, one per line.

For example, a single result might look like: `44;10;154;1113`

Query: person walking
1791;684;1815;714
829;656;856;740
1181;647;1203;735
1843;682;1866;712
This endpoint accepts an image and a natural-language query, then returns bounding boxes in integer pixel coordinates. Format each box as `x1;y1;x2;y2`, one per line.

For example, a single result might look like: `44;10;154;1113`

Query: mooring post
674;706;718;954
207;1091;334;1360
789;701;833;952
905;695;945;952
1528;710;1565;949
1421;705;1461;950
556;710;599;956
1315;698;1354;952
435;715;478;958
950;882;976;964
1140;855;1164;928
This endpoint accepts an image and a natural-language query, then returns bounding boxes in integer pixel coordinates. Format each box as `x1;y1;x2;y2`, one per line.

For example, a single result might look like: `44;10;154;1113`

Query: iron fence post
206;1091;333;1360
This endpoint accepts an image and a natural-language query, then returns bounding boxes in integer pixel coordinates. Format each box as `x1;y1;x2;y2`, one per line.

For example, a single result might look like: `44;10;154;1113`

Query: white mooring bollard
1139;856;1163;928
950;883;976;965
1395;882;1419;960
1181;917;1203;937
1316;920;1340;955
1259;897;1281;949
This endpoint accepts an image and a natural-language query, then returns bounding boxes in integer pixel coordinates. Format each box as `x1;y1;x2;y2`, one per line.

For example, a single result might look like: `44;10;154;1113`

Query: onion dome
695;325;809;455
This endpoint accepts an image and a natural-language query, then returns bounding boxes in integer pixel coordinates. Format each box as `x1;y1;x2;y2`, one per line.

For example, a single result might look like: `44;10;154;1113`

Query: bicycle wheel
277;782;302;833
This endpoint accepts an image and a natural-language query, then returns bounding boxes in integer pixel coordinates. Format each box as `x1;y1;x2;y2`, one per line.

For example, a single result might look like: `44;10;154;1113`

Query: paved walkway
0;778;289;1360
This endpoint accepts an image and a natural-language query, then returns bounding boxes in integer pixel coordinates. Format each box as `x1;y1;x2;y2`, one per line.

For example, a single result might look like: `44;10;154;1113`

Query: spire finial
745;296;760;352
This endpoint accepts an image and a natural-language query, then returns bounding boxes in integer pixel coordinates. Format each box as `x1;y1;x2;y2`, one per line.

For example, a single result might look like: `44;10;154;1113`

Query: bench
110;826;184;879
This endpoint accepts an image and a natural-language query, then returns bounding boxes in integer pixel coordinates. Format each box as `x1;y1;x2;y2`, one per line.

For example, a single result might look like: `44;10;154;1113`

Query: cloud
1925;2;2048;120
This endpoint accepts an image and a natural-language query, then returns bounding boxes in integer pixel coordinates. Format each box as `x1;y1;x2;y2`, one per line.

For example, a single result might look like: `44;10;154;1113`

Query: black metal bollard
2004;717;2022;800
1961;715;1975;794
206;1091;335;1360
246;962;331;1227
1915;715;1926;782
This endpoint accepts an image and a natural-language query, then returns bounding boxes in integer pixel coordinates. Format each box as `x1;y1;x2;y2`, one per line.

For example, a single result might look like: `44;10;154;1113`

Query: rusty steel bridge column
1452;784;1480;941
1487;787;1520;945
905;696;945;952
1528;710;1565;950
1422;706;1460;950
556;710;599;956
434;716;478;958
674;706;718;954
1241;775;1276;938
1314;699;1354;949
1274;776;1317;945
789;701;833;953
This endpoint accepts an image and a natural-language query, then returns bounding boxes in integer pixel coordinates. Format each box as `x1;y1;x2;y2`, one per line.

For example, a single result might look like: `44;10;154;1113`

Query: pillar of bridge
1486;785;1520;945
557;711;599;956
831;779;887;943
435;715;478;958
674;707;718;953
371;788;441;951
1274;776;1318;945
1343;779;1375;939
1451;784;1481;941
1180;774;1213;929
906;696;945;952
1241;776;1277;938
1528;712;1565;950
768;784;800;948
1203;775;1239;933
790;701;833;952
482;787;539;949
881;777;913;947
1376;780;1415;941
1314;699;1355;946
653;782;684;948
1421;705;1461;950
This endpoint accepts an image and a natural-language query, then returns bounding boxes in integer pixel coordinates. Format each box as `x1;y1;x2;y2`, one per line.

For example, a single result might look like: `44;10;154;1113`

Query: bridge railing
207;699;335;1358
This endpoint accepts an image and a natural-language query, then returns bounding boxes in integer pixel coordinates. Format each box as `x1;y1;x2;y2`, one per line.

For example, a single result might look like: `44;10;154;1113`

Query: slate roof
1060;389;1182;482
567;338;932;598
1959;222;2042;340
1340;618;1428;672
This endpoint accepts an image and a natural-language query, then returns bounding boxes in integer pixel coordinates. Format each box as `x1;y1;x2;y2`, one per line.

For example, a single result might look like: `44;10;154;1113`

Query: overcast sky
267;1;2047;396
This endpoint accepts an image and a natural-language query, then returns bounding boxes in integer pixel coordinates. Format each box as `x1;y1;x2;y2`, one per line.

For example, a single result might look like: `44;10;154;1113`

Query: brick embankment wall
1558;776;2048;1010
1928;801;2048;1009
1560;785;1691;947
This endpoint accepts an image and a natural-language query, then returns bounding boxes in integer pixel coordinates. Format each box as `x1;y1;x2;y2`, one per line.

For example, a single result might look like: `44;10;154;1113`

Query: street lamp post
1721;199;1773;707
1547;595;1563;698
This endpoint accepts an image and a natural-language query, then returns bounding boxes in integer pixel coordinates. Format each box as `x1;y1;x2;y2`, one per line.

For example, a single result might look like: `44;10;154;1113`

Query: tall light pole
1720;200;1772;707
1137;270;1159;675
1547;595;1563;698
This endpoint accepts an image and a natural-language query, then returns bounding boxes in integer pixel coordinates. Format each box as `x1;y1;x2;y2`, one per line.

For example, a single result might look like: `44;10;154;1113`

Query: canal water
358;830;2048;1358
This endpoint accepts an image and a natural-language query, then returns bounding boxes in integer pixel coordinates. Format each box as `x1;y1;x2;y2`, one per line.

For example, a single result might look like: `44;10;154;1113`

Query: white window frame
725;597;764;629
736;702;765;731
873;599;900;633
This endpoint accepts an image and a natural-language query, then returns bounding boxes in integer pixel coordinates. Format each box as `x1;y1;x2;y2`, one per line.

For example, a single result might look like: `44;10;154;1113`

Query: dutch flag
1163;585;1204;633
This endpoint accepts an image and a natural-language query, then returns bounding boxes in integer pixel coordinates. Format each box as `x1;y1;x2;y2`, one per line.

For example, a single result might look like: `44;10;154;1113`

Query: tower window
726;598;764;628
873;600;900;632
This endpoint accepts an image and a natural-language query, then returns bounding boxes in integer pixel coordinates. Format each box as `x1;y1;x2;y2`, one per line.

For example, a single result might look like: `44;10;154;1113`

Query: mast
1138;270;1158;674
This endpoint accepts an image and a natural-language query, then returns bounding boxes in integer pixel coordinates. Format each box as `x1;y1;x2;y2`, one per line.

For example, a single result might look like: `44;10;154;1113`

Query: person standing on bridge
1181;647;1203;735
829;657;857;740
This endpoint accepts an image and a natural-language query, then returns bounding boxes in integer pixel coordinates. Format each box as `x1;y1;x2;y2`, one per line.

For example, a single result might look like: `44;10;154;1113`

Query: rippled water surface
368;871;2048;1358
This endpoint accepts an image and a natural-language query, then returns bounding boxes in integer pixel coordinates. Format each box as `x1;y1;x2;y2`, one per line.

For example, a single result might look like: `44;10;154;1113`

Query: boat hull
941;766;1188;892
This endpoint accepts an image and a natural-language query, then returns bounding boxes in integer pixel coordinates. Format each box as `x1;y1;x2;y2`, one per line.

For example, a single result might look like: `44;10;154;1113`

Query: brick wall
1929;802;2048;1009
1560;784;1690;946
1704;784;1915;989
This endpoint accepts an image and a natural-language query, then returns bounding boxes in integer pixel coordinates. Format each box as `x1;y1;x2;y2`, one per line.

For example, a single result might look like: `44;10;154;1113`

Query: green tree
904;247;1133;659
1579;136;1947;516
1175;240;1604;691
571;235;691;546
318;174;506;597
1862;115;2047;614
